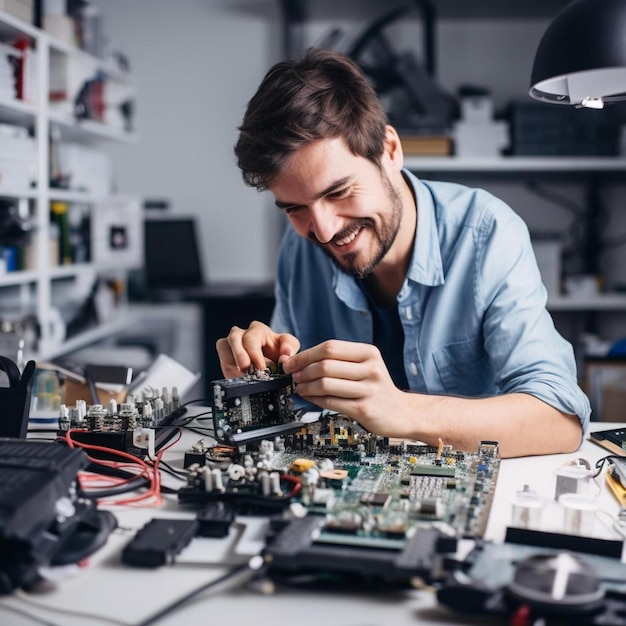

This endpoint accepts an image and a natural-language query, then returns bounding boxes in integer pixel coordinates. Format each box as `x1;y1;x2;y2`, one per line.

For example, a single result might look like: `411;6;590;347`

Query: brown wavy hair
235;48;388;191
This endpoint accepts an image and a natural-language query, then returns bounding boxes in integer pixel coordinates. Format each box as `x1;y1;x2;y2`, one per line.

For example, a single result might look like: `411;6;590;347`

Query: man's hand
282;339;409;437
216;321;300;378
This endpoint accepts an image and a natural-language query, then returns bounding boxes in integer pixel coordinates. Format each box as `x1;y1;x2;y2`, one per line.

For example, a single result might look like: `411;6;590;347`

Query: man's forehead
270;139;361;199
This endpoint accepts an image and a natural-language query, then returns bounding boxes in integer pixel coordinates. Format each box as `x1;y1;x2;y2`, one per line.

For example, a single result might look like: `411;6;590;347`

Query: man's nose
309;203;340;244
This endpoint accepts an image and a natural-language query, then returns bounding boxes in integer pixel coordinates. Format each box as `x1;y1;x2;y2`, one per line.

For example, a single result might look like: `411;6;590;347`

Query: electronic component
589;427;626;457
121;518;199;567
178;413;501;588
181;417;500;537
57;388;187;458
510;484;543;530
197;502;236;538
264;514;448;588
0;438;117;593
606;465;626;508
437;529;626;624
554;458;593;501
211;370;302;444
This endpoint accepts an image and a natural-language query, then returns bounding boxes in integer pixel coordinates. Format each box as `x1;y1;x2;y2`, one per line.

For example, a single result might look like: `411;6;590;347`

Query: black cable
79;458;153;499
180;398;211;407
156;460;188;480
78;475;151;499
136;564;253;626
594;454;619;478
51;509;118;566
183;426;215;437
185;410;212;421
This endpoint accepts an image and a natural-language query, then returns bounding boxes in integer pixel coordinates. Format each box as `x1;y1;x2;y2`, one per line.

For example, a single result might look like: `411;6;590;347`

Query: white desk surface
1;415;623;626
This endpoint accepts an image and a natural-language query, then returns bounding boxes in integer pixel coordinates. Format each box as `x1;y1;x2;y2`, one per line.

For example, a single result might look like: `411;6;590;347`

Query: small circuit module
211;370;301;444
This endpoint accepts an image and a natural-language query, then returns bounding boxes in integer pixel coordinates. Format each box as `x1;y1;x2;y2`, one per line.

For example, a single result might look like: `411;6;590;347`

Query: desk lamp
529;0;626;109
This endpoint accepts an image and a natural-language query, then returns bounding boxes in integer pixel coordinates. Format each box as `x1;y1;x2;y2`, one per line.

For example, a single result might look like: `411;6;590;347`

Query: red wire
63;429;163;507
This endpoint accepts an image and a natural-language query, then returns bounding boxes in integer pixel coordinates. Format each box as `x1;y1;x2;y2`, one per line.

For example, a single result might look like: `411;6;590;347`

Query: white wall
96;1;626;326
98;0;284;284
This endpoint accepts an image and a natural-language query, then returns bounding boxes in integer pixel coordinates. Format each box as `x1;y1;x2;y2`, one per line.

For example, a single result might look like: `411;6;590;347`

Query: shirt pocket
432;337;491;396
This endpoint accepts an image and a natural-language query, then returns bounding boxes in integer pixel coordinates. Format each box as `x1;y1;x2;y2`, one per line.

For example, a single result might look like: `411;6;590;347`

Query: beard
309;171;404;279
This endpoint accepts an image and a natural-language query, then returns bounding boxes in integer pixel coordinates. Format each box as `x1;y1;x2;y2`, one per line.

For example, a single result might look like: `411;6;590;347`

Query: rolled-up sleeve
478;206;591;435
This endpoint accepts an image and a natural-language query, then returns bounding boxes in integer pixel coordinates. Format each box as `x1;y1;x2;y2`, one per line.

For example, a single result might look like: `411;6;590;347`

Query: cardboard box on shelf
36;353;199;410
64;377;127;406
0;0;33;24
35;361;128;407
584;358;626;422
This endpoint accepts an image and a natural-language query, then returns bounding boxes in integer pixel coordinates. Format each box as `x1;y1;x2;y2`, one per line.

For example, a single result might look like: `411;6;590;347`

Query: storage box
0;0;33;24
64;378;127;406
584;358;626;422
0;131;37;188
35;362;128;408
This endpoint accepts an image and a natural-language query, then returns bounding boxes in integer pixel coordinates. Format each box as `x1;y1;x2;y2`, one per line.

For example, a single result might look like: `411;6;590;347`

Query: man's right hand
215;320;300;378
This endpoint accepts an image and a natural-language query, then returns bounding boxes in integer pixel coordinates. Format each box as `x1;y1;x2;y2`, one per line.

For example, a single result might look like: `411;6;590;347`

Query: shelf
0;96;37;124
0;9;139;357
49;110;138;143
49;264;95;280
35;309;137;361
0;186;37;199
0;265;95;287
548;295;626;312
0;8;38;40
0;269;38;286
403;156;626;174
48;38;133;83
48;188;104;203
281;0;571;20
0;187;117;204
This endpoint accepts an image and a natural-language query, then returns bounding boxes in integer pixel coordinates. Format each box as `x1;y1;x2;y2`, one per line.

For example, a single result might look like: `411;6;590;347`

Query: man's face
270;137;404;279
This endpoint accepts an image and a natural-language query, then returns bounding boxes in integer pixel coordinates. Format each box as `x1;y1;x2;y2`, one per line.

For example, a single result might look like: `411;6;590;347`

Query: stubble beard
310;173;404;279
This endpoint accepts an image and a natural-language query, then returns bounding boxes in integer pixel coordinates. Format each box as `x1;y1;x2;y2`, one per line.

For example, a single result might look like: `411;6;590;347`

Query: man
217;48;590;458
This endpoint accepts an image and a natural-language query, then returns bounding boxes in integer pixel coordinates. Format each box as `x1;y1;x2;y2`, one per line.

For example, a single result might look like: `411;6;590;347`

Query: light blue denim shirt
271;169;591;435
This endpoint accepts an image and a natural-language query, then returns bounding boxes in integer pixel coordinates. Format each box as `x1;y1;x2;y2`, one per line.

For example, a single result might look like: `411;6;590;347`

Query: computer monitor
144;218;205;290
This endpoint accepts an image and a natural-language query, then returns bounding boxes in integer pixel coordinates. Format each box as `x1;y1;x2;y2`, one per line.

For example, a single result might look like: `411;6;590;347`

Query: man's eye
284;206;303;215
329;187;351;199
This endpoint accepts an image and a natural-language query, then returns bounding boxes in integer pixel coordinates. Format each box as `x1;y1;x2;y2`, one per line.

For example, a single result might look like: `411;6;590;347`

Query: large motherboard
182;411;499;536
183;390;500;586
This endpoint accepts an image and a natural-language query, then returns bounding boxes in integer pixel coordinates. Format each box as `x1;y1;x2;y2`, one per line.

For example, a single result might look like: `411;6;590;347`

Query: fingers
283;340;379;375
284;340;385;399
215;321;300;378
216;334;246;378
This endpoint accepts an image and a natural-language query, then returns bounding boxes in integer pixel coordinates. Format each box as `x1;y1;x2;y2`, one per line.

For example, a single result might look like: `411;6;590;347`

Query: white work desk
0;415;623;626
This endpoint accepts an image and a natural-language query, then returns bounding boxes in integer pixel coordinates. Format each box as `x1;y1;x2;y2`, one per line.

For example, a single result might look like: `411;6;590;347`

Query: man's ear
381;125;404;172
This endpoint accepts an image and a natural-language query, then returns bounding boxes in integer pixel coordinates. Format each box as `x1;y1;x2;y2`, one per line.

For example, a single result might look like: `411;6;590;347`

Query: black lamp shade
530;0;626;106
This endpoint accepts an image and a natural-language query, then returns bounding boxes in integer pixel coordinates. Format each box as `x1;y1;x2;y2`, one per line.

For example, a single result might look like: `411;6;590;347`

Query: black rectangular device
144;218;205;290
589;427;626;456
0;438;116;593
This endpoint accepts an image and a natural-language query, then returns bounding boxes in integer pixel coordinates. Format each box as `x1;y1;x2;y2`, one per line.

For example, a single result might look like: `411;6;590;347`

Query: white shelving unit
404;155;626;315
403;156;626;174
0;9;139;362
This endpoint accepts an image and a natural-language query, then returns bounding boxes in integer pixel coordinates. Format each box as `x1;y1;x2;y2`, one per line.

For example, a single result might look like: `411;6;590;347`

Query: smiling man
217;48;590;458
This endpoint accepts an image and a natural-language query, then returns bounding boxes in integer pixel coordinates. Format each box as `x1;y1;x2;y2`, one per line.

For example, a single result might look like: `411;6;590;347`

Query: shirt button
361;311;369;318
409;362;418;376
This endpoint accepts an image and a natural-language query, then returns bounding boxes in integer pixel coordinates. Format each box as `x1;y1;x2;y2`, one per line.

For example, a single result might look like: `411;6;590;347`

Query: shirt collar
332;168;445;309
403;169;444;287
